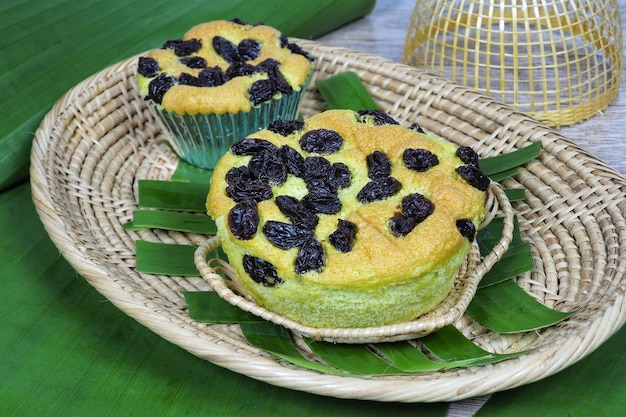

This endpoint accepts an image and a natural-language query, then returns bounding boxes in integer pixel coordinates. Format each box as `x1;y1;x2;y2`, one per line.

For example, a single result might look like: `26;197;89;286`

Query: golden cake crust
206;109;488;327
136;20;312;115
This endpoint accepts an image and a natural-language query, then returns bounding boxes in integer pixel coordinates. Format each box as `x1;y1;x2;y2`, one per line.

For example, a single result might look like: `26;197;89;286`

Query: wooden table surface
319;1;625;415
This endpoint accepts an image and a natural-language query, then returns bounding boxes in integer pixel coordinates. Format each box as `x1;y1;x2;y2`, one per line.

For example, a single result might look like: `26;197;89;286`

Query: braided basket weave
31;40;626;402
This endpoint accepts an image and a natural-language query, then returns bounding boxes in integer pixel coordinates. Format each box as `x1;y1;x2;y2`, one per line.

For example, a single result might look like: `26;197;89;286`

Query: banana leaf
138;180;209;212
124;209;217;234
9;4;622;408
466;280;575;333
1;0;376;192
135;240;200;276
317;71;381;110
1;182;452;417
476;323;626;417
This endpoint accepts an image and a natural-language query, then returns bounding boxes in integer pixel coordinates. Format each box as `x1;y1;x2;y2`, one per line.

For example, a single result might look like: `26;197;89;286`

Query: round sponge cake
136;19;313;115
134;19;313;169
206;109;488;328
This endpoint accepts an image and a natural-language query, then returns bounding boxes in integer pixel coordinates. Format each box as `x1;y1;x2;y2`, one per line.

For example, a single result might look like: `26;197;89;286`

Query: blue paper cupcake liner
156;84;309;170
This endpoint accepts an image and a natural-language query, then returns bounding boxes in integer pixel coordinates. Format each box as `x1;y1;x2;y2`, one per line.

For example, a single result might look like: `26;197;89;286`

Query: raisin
403;148;439;172
212;36;240;63
238;38;261;61
263;221;313;250
177;72;200;87
327;162;352;190
299;129;343;154
249;151;288;185
138;57;160;77
179;56;207;69
255;58;280;73
303;156;331;179
162;39;202;56
249;79;277;105
295;238;324;274
226;179;273;202
329;219;357;252
409;122;425;134
286;42;311;60
357;177;402;203
358;110;399;125
200;66;225;82
266;65;293;95
279;34;289;48
179;39;202;56
242;255;282;287
280;145;305;177
456;146;480;167
198;66;226;87
305;178;335;195
303;190;342;214
456;165;490;191
230;138;278;156
147;74;175;104
269;119;305;136
401;193;434;222
389;213;419;236
228;200;259;240
275;195;319;230
226;166;254;185
366;151;392;180
231;18;249;26
389;193;433;236
226;62;257;79
456;219;477;242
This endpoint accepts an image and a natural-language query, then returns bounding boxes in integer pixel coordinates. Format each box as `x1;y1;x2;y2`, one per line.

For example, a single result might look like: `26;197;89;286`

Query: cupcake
206;109;489;328
136;19;314;169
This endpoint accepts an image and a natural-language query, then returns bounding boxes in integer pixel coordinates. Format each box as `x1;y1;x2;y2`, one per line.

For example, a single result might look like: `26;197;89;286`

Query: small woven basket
195;183;513;344
403;0;623;127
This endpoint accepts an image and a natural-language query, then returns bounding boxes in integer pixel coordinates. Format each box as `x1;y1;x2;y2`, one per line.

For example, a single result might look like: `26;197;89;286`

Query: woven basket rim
29;39;626;402
195;183;513;344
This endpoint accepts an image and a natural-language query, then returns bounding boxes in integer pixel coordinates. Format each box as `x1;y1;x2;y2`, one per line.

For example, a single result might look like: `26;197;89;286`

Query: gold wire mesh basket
403;0;623;127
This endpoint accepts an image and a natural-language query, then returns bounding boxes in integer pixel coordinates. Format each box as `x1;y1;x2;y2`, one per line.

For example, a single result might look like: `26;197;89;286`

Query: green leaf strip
317;71;380;111
239;322;350;377
170;159;213;183
125;210;217;234
478;242;535;288
421;325;493;361
488;167;519;182
305;338;408;375
184;291;263;323
304;327;527;375
503;188;526;201
466;280;575;333
477;216;523;255
479;141;541;177
384;325;527;371
138;180;208;212
135;240;199;276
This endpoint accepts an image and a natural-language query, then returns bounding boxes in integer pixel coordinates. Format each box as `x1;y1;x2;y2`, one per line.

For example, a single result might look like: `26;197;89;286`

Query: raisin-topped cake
206;109;489;328
135;19;313;169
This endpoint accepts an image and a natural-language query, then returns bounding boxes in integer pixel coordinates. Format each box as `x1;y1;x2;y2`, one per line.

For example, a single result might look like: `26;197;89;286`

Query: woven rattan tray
31;40;626;402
